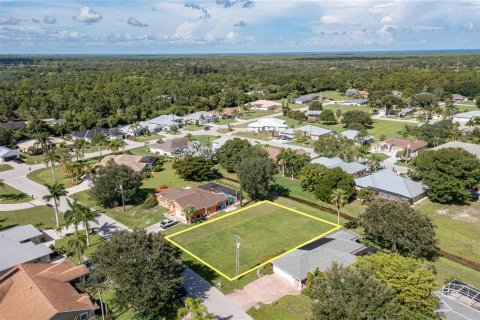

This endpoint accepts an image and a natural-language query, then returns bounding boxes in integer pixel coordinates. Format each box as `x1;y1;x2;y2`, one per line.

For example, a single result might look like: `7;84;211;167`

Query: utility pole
98;288;105;320
119;184;126;212
235;235;240;277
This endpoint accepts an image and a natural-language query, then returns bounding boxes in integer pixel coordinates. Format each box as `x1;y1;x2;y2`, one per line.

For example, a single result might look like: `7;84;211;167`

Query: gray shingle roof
340;130;373;142
311;157;367;175
454;111;480;119
272;230;364;281
0;146;18;159
355;169;427;199
433;141;480;160
0;225;43;242
297;125;332;137
183;111;215;121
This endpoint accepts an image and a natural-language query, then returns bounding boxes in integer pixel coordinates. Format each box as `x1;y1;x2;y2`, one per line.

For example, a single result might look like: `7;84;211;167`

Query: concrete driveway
227;274;301;311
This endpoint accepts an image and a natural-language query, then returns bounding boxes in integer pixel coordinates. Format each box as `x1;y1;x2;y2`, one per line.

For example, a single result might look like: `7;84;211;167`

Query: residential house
278;128;296;140
371;138;427;158
342;99;368;106
0;146;20;163
297;125;333;140
0;121;26;131
304;110;322;118
265;146;307;163
149;137;192;157
0;225;53;275
99;154;157;172
247;118;288;133
140;115;183;133
118;124;146;137
398;107;414;118
156;187;227;222
272;230;369;288
183;111;216;125
452;94;468;103
212;136;235;151
43;118;65;127
359;90;369;98
217;107;238;119
246;100;281;111
453;111;480;127
0;260;99;320
16;137;73;155
433;141;480;160
311;157;367;176
355;169;428;203
339;129;373;145
70;127;124;143
294;93;324;104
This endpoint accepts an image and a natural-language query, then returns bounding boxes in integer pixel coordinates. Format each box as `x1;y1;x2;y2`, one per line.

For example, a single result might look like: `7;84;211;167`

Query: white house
0;146;20;163
247;118;288;133
453;111;480;127
140;115;183;133
452;94;468;103
340;130;373;145
246;100;282;110
119;124;146;137
342;99;368;106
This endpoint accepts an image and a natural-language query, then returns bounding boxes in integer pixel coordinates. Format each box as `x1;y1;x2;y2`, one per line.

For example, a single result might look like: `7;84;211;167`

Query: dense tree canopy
216;138;254;173
313;135;353;159
91;230;183;319
341;110;373;129
356;253;439;319
314;167;356;202
360;199;438;259
310;263;403;320
89;160;142;207
174;156;216;181
410;148;480;203
236;155;276;202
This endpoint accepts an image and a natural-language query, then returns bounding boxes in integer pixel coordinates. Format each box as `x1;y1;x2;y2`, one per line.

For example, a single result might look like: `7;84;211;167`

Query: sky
1;0;480;54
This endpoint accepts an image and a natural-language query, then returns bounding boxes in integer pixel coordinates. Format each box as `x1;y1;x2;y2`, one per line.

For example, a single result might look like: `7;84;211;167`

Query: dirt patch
436;209;449;215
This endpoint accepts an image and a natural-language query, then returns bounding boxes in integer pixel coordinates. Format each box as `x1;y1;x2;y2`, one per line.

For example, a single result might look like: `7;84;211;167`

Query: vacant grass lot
235;131;273;141
0;205;60;230
240;109;280;120
169;201;337;279
0;183;29;204
183;124;205;131
0;164;13;172
416;199;480;265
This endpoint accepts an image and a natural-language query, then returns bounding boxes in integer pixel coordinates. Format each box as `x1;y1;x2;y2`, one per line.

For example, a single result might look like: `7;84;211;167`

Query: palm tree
277;148;295;177
65;161;84;183
330;188;347;226
64;199;87;233
183;205;197;224
67;232;87;264
108;139;125;153
185;133;194;141
73;138;87;161
44;149;60;182
177;297;213;320
33;131;51;153
92;133;108;156
81;208;100;247
43;182;67;228
367;154;382;172
56;143;72;166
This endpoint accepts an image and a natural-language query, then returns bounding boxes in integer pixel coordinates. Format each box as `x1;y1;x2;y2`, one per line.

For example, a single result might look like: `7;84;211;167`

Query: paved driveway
227;274;301;311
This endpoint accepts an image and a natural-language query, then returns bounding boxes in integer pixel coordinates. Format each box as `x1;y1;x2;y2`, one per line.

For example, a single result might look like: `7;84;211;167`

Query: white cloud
73;7;103;25
43;16;57;25
127;17;149;28
0;15;23;25
462;21;478;31
381;16;395;25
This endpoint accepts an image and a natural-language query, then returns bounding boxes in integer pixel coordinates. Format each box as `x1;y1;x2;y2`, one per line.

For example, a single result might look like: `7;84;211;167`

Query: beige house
246;99;281;111
99;154;156;172
16;137;73;154
371;138;427;157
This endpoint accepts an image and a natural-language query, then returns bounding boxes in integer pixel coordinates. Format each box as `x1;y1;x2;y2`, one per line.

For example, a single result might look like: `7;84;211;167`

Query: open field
318;90;347;101
0;164;13;172
247;294;312;320
324;104;375;114
168;201;339;279
416;199;480;265
0;183;29;204
0;206;60;230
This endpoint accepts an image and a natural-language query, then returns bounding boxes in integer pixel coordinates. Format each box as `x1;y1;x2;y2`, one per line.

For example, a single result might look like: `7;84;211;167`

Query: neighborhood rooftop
297;125;333;136
311;157;367;175
433;141;480;159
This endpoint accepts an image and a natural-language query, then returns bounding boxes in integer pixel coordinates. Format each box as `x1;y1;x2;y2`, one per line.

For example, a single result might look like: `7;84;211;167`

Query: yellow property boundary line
165;200;341;281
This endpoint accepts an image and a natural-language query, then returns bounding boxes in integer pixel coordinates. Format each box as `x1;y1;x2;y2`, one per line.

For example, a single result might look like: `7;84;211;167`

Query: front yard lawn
73;190;167;229
128;145;158;157
0;183;29;204
183;124;205;131
192;135;219;146
27;165;82;188
235;131;273;141
247;294;312;320
168;201;338;279
240;109;279;120
20;152;45;165
0;164;13;172
54;232;105;265
0;205;60;230
416;199;480;265
131;133;164;143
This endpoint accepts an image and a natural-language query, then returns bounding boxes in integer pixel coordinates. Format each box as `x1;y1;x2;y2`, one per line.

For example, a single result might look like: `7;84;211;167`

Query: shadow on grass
0;192;29;201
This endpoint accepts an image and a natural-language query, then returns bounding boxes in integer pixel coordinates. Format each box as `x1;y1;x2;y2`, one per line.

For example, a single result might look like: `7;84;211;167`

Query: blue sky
1;0;480;54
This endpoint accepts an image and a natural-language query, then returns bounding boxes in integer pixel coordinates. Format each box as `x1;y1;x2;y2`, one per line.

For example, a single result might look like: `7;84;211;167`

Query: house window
80;313;88;320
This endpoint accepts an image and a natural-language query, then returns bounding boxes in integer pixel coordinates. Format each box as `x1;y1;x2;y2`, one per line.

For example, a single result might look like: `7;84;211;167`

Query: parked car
160;218;178;229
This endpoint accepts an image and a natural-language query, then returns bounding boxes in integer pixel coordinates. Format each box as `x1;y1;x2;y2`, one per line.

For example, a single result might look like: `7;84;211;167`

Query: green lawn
0;205;60;230
319;90;347;101
0;183;29;204
215;118;236;125
192;135;219;146
54;232;106;265
20;152;45;165
240;109;280;120
247;294;312;320
235;131;274;141
143;162;202;189
27;165;81;188
434;257;480;288
128;145;158;157
131;133;164;143
416;200;480;265
183;124;205;131
73;190;166;229
169;201;338;279
0;164;13;172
